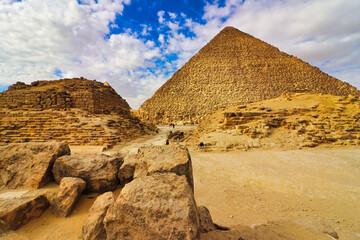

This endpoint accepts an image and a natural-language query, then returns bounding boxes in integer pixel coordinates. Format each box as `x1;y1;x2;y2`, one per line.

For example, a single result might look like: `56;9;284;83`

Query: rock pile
82;145;215;240
139;26;360;123
194;93;360;150
0;143;215;239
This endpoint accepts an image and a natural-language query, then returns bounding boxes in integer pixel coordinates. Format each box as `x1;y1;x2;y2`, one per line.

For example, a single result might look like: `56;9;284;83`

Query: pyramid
139;26;360;123
0;78;155;145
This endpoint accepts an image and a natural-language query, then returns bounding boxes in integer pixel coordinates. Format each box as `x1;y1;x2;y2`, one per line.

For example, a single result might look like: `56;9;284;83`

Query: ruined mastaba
0;78;130;114
139;26;360;123
0;78;155;145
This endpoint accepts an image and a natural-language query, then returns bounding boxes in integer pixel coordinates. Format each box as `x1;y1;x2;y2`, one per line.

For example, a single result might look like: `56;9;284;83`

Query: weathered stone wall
139;27;360;123
0;78;130;114
194;93;360;150
0;108;155;146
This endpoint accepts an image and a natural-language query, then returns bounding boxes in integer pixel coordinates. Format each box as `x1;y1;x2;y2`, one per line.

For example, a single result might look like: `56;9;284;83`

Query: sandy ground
1;125;359;239
191;148;360;239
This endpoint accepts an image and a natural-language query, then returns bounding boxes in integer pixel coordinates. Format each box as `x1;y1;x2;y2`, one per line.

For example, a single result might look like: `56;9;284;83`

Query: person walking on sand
172;123;175;129
166;139;169;145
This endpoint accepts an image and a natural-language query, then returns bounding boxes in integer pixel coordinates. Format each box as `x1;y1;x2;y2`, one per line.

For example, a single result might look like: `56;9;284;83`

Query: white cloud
168;12;177;20
0;0;164;109
157;10;165;24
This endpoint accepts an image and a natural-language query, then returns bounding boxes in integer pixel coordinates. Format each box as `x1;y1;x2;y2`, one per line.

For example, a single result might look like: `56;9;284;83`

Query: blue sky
0;0;359;109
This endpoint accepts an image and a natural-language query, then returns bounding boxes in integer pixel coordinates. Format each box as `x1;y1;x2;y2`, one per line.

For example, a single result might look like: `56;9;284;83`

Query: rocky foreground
1;133;358;239
0;142;214;239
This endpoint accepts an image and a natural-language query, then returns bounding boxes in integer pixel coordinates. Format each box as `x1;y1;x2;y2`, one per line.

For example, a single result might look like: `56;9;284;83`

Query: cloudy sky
0;0;359;109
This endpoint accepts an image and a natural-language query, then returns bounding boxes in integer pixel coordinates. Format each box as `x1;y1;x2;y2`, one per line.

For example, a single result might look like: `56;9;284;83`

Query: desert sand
1;125;359;239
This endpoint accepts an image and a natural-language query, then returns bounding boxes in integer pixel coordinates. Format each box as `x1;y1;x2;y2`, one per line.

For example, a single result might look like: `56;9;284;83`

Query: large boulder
104;173;200;240
52;177;86;217
0;142;70;189
0;191;49;234
81;192;115;240
52;154;123;192
118;145;194;190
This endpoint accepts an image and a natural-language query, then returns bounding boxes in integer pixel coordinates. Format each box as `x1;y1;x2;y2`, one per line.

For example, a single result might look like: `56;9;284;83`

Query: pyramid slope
139;27;359;123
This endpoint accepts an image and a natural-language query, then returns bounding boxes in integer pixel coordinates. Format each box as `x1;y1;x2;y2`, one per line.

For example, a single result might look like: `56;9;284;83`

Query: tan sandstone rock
81;192;115;240
52;177;86;217
198;206;215;233
118;145;194;190
104;173;200;240
0;191;49;233
52;154;123;192
0;142;70;189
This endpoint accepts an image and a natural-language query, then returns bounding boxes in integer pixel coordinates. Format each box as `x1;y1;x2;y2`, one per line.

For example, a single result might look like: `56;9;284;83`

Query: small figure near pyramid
139;26;359;123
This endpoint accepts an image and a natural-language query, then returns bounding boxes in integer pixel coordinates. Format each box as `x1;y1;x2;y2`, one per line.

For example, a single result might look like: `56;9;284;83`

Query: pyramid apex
220;26;243;34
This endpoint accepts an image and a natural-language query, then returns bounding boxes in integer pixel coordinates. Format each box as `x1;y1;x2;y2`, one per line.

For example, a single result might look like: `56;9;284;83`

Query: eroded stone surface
52;177;86;217
118;145;194;190
104;173;199;240
81;192;115;240
0;191;49;233
0;142;70;189
52;154;123;193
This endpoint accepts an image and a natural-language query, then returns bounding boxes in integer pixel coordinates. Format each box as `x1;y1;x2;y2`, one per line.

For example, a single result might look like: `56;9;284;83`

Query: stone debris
0;142;70;189
52;177;86;217
81;192;115;240
0;191;49;234
104;173;200;240
195;93;360;150
118;145;194;190
139;27;359;123
52;154;123;193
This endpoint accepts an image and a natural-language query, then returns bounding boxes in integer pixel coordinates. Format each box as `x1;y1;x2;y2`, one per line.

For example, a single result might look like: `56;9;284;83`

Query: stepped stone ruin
139;26;360;123
0;78;155;145
194;93;360;150
0;78;129;114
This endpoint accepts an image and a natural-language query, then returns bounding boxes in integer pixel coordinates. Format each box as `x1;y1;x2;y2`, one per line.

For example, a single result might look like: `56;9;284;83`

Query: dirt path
1;125;359;239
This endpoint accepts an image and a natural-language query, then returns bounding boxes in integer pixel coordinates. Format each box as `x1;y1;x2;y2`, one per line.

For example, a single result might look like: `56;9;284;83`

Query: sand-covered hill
139;27;360;123
192;92;360;151
0;78;155;146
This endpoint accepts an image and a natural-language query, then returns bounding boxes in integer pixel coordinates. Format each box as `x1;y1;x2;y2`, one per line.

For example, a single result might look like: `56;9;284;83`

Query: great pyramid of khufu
139;26;360;123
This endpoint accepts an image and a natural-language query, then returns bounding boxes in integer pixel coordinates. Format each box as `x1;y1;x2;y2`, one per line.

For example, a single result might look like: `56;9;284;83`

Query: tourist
166;139;169;145
198;142;204;150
